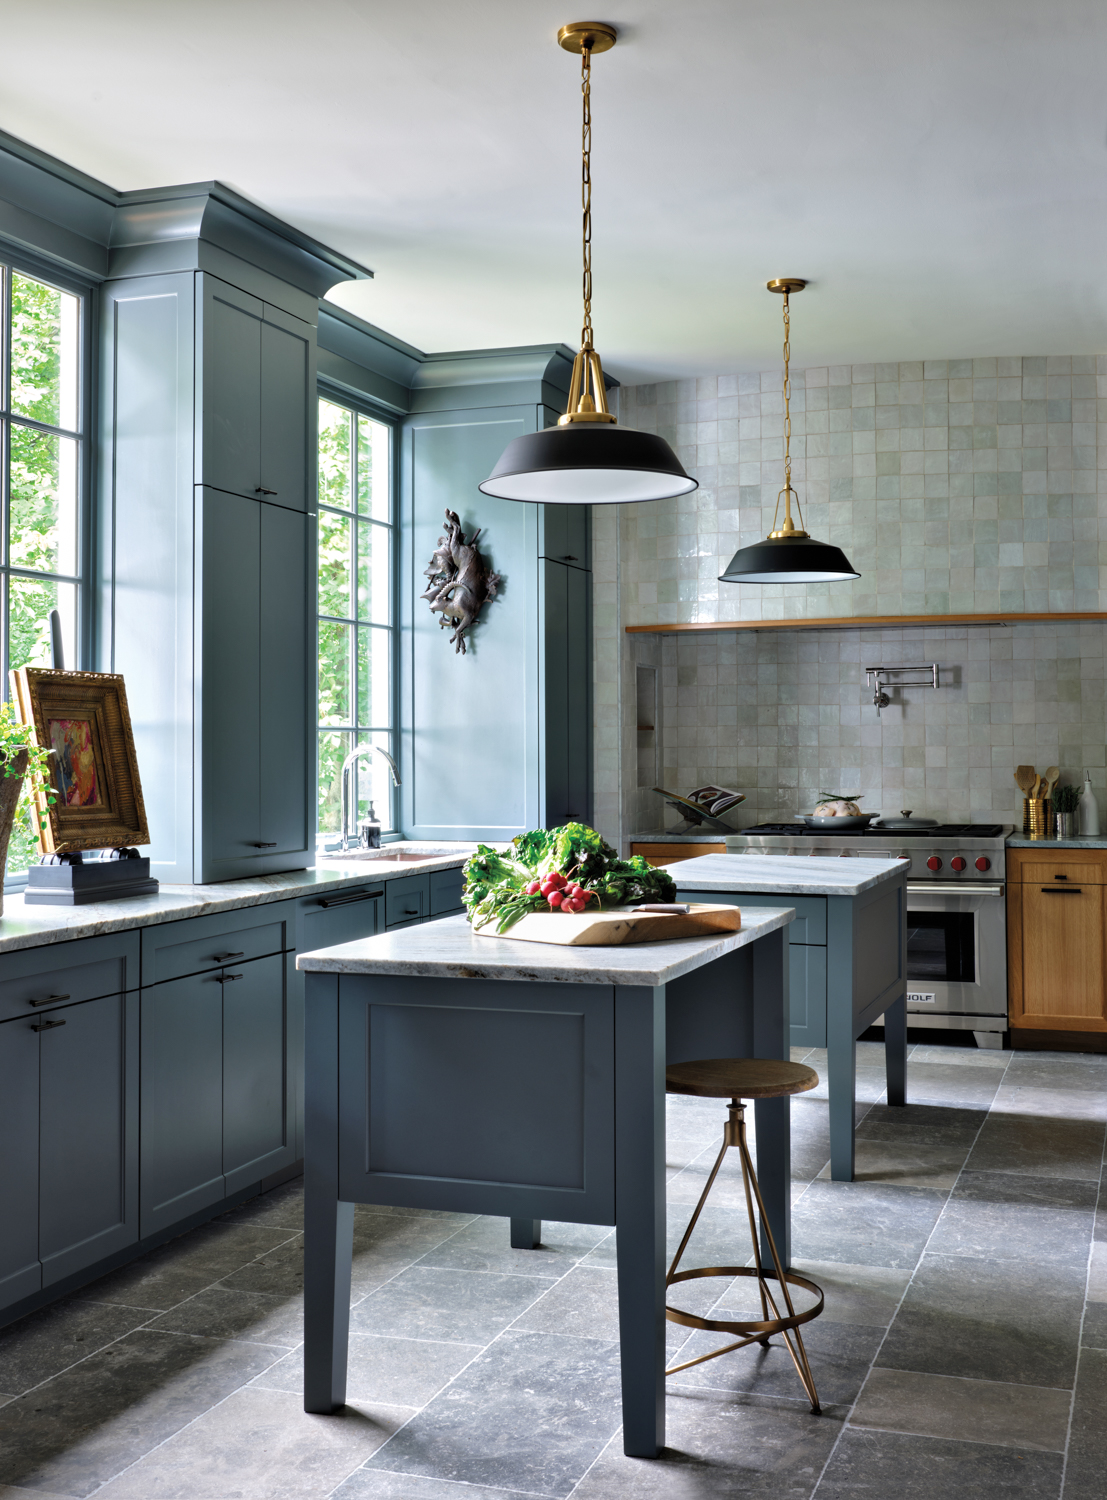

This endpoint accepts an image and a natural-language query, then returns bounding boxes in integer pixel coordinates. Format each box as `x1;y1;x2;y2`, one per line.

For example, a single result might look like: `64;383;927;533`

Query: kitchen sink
320;848;462;863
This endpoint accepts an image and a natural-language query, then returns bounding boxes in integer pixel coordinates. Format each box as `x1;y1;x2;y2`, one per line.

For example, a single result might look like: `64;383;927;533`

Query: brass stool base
664;1096;824;1413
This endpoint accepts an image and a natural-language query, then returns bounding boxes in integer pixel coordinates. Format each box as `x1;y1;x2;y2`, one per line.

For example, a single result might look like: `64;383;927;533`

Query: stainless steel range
725;821;1013;1048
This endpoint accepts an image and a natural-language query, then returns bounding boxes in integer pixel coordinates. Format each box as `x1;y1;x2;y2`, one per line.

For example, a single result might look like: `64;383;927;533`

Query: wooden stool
665;1057;824;1412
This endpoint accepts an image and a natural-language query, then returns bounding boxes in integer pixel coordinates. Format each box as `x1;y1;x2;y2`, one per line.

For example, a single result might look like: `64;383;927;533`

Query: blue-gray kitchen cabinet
199;488;310;880
0;931;141;1310
539;502;591;572
714;893;830;1048
198;276;313;511
541;559;593;827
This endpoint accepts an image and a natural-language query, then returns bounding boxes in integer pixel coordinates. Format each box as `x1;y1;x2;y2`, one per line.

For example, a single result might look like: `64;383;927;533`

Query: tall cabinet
98;201;335;883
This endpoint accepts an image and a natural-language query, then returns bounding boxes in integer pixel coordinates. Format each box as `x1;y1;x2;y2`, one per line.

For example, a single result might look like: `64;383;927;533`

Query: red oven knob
976;856;990;872
927;856;942;871
951;857;966;871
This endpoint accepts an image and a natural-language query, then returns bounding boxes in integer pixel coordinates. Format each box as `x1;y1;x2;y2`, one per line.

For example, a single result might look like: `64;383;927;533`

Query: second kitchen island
673;853;908;1181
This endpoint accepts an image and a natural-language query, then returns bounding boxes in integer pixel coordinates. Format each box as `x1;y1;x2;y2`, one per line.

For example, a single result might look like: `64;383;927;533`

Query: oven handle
906;882;1005;897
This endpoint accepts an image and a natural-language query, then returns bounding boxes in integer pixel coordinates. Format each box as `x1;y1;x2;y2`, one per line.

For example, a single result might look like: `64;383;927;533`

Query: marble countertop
627;831;735;843
0;844;475;956
669;852;908;897
297;906;795;987
1006;836;1107;849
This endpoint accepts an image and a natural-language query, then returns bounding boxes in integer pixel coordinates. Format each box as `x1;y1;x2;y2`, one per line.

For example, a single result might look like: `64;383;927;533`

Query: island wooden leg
510;1218;542;1248
614;984;666;1459
827;1009;857;1182
884;993;907;1106
303;1195;354;1412
752;927;791;1267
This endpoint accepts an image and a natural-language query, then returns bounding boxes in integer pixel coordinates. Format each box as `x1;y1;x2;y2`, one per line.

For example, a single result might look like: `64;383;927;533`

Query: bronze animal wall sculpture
420;510;502;654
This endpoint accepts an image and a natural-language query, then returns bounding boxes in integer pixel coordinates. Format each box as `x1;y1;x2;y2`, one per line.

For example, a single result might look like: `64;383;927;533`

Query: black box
24;851;159;906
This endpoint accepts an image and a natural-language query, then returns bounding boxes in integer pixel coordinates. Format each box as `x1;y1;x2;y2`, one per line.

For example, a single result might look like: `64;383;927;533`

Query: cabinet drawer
430;868;465;916
0;931;140;1023
299;887;383;953
386;875;429;927
1009;856;1106;885
675;888;827;946
142;905;293;985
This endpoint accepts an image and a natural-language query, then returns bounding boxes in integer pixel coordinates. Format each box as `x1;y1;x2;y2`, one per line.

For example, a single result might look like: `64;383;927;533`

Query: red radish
526;880;541;895
547;891;563;907
564;898;583;913
540;878;557;895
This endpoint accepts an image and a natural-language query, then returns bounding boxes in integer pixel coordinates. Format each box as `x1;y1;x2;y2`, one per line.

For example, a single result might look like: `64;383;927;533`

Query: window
1;261;85;874
316;395;396;845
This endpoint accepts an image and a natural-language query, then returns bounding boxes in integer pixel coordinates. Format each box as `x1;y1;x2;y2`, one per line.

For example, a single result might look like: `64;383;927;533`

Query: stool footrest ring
666;1265;824;1337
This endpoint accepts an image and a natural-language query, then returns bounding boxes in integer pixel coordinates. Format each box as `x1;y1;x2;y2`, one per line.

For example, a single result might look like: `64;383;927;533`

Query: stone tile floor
0;1039;1104;1499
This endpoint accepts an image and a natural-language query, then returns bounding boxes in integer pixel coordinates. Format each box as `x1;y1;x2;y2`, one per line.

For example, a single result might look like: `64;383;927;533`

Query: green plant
1053;783;1081;816
0;698;57;832
463;822;677;932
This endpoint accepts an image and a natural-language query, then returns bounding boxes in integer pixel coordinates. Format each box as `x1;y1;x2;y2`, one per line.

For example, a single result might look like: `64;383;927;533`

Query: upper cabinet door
259;503;309;857
539;503;591;570
259;310;312;511
199;279;263;499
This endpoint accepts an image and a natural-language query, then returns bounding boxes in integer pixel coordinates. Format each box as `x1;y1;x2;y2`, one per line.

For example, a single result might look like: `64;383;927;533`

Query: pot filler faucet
340;746;401;852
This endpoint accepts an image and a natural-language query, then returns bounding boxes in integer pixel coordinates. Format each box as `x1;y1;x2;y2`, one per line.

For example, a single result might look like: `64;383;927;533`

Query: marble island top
297;906;795;988
0;844;476;957
670;852;908;896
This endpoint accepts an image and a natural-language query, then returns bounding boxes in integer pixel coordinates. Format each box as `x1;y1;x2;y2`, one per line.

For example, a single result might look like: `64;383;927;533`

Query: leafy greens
463;822;677;932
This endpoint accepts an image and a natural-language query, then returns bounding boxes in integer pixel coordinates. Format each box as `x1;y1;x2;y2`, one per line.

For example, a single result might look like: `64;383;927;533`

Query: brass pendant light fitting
480;22;695;504
718;278;859;584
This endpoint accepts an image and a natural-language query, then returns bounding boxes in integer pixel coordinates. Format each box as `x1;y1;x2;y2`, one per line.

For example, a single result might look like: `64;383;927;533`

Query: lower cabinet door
39;993;139;1286
0;1014;42;1306
223;954;295;1193
788;944;828;1049
141;973;225;1237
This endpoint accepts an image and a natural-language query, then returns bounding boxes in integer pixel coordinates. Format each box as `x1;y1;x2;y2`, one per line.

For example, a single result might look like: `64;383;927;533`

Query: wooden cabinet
631;842;727;867
1007;848;1107;1034
199;489;310;879
199;277;312;510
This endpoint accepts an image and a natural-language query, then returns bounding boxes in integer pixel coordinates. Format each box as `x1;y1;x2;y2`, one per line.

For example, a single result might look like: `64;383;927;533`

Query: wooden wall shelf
625;611;1107;636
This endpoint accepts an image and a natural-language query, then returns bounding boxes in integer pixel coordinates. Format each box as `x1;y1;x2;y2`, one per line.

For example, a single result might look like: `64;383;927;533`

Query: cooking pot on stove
794;813;879;831
873;809;939;829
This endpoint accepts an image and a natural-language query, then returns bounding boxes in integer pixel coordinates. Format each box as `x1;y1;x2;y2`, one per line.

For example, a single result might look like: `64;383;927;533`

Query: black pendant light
719;280;859;584
480;23;696;506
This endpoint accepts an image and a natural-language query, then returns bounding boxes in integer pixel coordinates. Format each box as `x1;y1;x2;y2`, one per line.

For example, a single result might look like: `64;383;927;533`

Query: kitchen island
297;905;796;1459
673;853;908;1181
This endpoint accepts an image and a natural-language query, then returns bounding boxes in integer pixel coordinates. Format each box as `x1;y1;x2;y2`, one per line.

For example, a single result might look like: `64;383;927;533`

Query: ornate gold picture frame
10;668;150;855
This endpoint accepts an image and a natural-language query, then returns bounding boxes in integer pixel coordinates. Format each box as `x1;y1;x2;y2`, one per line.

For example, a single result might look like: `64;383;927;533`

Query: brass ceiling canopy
480;21;696;504
718;279;860;584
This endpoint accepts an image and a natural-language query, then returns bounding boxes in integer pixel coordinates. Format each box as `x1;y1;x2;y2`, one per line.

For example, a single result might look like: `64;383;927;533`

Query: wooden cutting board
473;903;741;947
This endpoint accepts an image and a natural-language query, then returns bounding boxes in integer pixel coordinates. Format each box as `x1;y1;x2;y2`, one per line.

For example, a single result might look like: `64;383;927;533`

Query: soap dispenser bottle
358;802;383;849
1078;771;1100;838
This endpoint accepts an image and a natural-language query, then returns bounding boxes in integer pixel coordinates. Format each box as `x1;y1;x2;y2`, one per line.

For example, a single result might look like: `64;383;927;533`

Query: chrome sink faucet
340;745;401;852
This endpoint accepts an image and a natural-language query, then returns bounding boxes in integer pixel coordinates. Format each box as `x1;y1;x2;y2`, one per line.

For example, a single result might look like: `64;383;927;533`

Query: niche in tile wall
636;665;658;788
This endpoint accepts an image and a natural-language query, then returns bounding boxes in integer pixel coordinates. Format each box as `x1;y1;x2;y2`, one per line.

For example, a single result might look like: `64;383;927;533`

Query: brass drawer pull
29;993;70;1007
32;1018;67;1032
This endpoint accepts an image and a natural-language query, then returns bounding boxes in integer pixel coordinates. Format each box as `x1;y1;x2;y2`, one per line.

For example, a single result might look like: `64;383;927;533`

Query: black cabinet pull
254;487;278;495
29;993;70;1007
402;908;420;917
213;972;244;983
562;555;579;561
318;890;383;908
251;842;277;848
1041;887;1082;894
213;952;245;962
32;1017;66;1032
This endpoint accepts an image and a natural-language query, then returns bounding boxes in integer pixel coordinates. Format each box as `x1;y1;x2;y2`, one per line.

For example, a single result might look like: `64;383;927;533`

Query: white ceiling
3;0;1106;382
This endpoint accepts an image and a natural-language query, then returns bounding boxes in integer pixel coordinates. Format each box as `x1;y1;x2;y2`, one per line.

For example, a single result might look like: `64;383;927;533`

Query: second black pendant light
719;281;859;584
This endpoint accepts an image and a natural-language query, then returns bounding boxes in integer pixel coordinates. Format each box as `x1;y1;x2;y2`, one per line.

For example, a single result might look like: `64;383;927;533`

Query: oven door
904;883;1007;1022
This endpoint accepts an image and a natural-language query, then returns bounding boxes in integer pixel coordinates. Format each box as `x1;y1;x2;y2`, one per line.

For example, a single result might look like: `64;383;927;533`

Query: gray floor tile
93;1386;412;1500
1080;1301;1107;1348
349;1267;550;1345
413;1216;609;1277
1087;1240;1107;1301
1003;1055;1107;1091
146;1286;304;1347
908;1045;1011;1069
927;1170;1097;1266
1063;1347;1107;1500
332;1473;539;1500
511;1265;620;1342
964;1111;1105;1180
790;1260;911;1329
851;1366;1071;1451
81;1222;300;1312
0;1484;78;1499
670;1316;882;1407
570;1389;842;1498
816;1427;1063;1499
216;1179;306;1231
820;1122;978;1190
0;1299;150;1397
992;1084;1107;1123
861;1101;989;1132
252;1333;480;1407
878;1251;1085;1386
0;1330;281;1498
790;1180;947;1269
363;1330;622;1498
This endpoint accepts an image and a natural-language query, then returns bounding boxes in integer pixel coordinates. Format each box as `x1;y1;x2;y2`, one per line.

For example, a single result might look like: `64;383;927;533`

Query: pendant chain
581;42;593;350
782;292;792;491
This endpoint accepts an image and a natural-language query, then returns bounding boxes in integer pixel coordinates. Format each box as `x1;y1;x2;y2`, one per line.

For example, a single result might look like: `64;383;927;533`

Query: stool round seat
666;1057;819;1100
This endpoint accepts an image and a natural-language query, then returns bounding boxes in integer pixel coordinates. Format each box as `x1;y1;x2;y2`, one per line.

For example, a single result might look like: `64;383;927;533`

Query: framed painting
9;668;150;854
